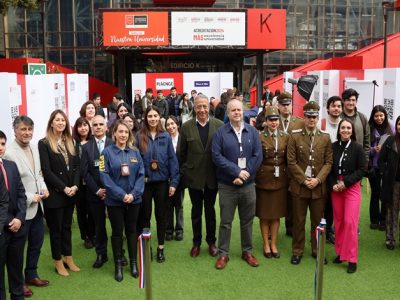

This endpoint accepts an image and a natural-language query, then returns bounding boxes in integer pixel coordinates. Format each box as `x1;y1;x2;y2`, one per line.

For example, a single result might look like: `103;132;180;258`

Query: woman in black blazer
38;110;80;277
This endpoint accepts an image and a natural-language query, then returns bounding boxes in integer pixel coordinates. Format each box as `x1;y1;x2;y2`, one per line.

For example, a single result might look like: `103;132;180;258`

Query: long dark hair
138;106;164;153
73;117;92;142
336;119;357;142
369;105;392;144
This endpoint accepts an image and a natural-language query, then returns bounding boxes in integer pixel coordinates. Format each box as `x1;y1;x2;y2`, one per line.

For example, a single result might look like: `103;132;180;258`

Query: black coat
379;135;398;206
38;139;80;209
328;140;366;190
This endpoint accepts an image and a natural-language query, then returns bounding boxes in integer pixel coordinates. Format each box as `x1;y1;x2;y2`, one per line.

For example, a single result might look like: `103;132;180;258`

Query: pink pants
331;182;361;263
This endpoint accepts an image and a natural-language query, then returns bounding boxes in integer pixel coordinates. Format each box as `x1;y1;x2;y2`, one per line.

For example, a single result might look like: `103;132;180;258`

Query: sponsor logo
156;78;174;88
194;81;210;87
125;15;148;28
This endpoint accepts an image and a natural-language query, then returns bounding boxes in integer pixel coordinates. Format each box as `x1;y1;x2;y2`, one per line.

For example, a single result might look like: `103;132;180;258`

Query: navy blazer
2;159;27;235
81;137;113;200
0;169;9;234
38;139;80;209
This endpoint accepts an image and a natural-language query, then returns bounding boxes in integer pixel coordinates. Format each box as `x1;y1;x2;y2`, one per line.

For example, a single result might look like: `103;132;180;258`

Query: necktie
284;119;289;127
98;140;104;154
0;161;9;192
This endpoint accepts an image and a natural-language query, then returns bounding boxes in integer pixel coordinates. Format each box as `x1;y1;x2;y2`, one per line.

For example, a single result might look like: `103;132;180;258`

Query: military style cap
265;106;280;119
303;101;320;116
277;92;292;105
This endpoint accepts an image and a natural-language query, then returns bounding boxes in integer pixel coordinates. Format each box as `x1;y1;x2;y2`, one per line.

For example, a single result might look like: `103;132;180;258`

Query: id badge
94;159;100;168
238;157;246;169
305;166;312;178
121;163;130;176
274;166;280;178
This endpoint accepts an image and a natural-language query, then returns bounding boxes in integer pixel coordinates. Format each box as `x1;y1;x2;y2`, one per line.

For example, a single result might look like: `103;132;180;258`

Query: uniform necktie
284;119;289;127
97;140;104;154
0;161;9;192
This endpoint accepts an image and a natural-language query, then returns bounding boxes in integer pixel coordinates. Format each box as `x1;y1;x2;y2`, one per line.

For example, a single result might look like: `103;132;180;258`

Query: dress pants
291;195;324;256
139;181;169;245
76;185;95;241
166;183;184;236
188;186;217;246
368;170;386;226
332;182;361;263
0;228;26;300
217;183;256;256
24;207;45;281
89;199;108;256
386;181;400;242
44;204;74;260
285;191;293;234
324;192;334;233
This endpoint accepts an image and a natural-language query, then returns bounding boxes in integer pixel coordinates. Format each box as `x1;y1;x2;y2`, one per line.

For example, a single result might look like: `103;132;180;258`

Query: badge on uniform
274;166;280;178
150;160;159;171
238;157;246;169
121;163;130;176
130;157;138;163
99;155;105;172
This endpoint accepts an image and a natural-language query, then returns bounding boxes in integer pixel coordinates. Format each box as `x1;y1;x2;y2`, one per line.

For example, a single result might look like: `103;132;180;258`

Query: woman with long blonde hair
38;109;80;276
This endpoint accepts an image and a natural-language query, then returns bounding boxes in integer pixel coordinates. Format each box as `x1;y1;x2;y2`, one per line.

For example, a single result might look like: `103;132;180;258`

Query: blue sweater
212;122;262;186
136;131;180;188
99;144;144;206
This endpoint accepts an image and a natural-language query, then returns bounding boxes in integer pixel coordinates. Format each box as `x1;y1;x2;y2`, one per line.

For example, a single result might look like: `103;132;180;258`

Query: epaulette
318;129;329;135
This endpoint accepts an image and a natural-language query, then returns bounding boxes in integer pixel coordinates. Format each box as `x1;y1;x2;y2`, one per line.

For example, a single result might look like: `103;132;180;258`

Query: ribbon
138;231;151;289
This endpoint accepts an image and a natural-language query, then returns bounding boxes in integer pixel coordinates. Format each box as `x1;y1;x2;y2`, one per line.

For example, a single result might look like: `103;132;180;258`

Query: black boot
126;234;139;278
157;247;165;263
111;237;123;282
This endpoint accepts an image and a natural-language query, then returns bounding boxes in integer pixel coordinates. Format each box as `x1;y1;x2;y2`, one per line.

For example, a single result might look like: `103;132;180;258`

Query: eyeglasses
305;115;318;119
92;123;105;127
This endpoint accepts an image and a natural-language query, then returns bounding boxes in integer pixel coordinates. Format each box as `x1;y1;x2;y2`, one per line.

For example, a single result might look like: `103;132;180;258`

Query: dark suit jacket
38;139;80;209
2;159;27;236
0;171;9;234
81;137;113;201
178;117;223;190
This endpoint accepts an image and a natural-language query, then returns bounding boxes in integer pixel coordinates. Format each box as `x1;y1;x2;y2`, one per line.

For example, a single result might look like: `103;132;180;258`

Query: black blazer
38;139;80;209
80;137;113;201
0;170;9;234
328;140;366;189
3;159;27;236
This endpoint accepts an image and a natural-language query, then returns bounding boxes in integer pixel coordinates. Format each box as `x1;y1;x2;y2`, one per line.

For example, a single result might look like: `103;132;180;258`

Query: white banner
171;12;245;46
67;73;89;126
0;73;18;141
383;68;400;124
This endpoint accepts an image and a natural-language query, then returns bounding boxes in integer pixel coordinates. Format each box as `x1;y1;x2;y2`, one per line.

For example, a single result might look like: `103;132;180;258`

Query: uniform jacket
287;128;333;198
178;117;223;190
278;115;305;133
256;130;289;190
4;140;46;220
38;139;80;209
99;144;144;206
2;159;27;236
80;136;113;200
212;122;263;186
136;132;179;188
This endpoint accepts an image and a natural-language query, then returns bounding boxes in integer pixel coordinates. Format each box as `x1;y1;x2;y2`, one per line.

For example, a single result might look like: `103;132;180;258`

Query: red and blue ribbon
138;231;151;289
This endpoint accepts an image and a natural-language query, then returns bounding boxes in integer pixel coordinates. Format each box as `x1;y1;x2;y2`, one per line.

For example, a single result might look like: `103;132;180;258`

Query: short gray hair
13;115;34;130
194;94;209;107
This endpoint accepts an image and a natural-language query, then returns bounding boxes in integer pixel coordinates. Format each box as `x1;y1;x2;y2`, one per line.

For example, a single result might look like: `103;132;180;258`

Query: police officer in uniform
277;92;305;237
287;101;332;265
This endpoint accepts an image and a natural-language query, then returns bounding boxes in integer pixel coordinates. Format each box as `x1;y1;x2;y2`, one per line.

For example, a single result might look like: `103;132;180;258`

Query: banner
171;12;245;46
383;68;400;123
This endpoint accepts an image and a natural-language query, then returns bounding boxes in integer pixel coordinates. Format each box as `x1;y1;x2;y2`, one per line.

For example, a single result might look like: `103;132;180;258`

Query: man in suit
4;116;50;297
81;115;113;268
178;94;224;257
0;130;27;300
92;92;105;118
287;101;333;265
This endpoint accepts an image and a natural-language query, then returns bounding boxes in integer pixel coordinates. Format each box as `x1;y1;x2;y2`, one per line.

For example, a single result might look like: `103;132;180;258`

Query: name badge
121;163;130;176
238;157;246;169
274;166;280;178
305;166;312;178
94;159;100;167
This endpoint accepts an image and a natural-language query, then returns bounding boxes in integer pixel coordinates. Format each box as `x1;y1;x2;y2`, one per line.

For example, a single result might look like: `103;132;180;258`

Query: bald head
227;99;243;125
92;115;107;139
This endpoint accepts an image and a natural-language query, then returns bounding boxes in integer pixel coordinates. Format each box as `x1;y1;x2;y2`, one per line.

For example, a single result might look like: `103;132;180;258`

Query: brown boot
54;260;69;277
63;256;80;272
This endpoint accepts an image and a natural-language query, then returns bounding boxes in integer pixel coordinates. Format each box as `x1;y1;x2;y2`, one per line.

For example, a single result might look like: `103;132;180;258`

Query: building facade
0;0;398;91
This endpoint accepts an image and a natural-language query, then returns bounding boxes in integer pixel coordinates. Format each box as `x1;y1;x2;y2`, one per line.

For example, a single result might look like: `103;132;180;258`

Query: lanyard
271;133;278;165
282;118;290;133
338;140;351;172
308;134;315;164
232;124;243;157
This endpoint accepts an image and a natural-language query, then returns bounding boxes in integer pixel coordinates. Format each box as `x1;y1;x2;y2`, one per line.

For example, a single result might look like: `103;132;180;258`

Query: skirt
256;187;287;219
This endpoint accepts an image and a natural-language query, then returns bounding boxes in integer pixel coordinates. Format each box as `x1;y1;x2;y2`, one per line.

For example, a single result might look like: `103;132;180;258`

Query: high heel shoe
63;256;80;272
263;250;272;258
54;260;69;277
272;251;280;259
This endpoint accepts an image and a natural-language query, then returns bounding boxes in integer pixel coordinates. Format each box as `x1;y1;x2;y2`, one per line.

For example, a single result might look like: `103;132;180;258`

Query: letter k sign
260;13;272;33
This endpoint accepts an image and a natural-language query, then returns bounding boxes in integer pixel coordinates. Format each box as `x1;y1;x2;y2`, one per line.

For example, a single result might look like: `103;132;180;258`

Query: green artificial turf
6;182;400;299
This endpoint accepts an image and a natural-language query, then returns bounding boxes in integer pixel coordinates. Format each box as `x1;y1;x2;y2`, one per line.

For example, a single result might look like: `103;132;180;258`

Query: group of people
0;85;399;299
